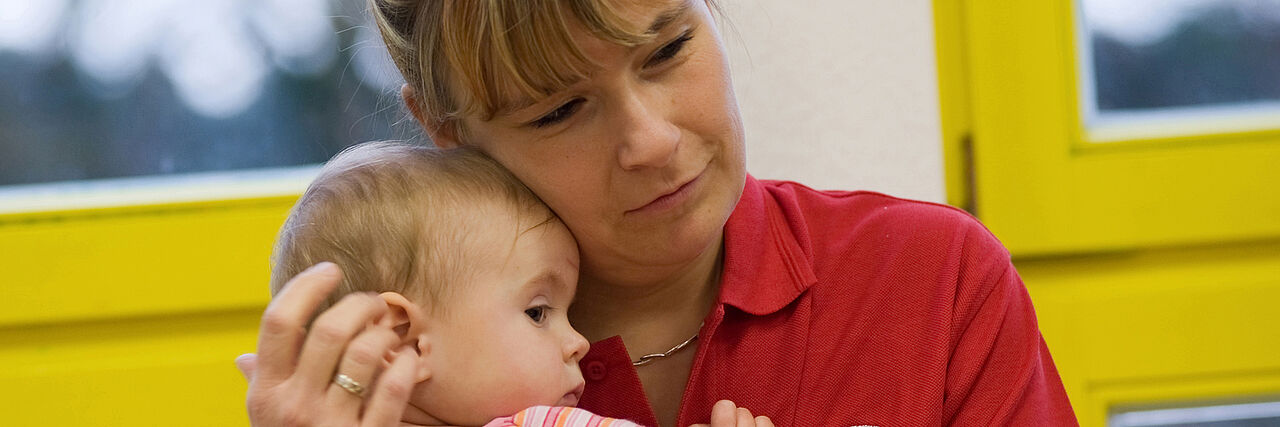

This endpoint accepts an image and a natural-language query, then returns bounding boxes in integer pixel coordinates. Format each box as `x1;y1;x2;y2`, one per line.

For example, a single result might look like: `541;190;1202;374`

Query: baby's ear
379;292;415;336
378;291;433;382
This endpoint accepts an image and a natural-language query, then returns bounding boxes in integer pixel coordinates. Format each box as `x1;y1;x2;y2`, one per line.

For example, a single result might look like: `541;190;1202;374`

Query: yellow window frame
960;0;1280;256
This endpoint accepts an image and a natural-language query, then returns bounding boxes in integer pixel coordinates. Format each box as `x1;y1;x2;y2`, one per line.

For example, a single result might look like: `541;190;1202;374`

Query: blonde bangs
438;0;654;120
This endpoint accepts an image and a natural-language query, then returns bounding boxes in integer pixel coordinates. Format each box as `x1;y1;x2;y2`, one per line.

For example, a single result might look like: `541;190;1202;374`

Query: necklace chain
631;323;703;367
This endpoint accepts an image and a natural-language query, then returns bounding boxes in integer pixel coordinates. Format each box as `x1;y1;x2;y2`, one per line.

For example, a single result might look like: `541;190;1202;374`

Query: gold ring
332;373;365;397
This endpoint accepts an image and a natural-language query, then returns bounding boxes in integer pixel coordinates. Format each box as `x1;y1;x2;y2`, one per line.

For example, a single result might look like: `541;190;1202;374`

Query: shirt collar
718;175;818;315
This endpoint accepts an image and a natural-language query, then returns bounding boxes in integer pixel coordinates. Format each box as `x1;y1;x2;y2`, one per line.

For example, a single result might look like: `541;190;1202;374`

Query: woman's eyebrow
647;1;693;35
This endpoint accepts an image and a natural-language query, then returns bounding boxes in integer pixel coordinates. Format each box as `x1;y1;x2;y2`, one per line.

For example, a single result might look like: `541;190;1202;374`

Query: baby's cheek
506;367;564;407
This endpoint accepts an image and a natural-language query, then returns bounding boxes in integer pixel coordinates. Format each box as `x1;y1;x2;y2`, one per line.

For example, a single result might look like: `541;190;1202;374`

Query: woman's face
442;0;746;285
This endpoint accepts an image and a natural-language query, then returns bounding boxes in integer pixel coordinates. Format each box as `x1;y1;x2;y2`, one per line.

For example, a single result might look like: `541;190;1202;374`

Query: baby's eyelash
525;306;549;323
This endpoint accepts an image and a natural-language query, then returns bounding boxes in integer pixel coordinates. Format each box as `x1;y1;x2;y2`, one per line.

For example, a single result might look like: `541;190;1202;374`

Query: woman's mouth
626;171;705;216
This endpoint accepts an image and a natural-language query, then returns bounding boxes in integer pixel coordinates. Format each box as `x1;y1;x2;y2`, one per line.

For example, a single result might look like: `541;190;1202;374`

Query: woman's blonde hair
269;142;553;318
371;0;675;127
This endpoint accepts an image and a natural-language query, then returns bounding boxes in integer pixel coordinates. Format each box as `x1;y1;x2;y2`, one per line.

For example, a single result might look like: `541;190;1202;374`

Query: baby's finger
735;407;754;427
295;292;389;392
256;262;343;382
324;326;401;414
709;400;737;427
360;349;418;427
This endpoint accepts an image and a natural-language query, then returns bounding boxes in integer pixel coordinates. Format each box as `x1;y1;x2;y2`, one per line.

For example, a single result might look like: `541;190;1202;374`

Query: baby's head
270;141;589;426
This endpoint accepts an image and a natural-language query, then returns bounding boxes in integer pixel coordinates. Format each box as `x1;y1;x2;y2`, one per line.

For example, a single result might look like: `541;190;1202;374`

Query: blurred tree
1091;1;1280;111
0;0;409;187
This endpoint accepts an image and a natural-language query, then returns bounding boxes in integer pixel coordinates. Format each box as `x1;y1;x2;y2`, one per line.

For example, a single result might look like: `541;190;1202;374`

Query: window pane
1110;401;1280;427
1078;0;1280;141
0;0;407;188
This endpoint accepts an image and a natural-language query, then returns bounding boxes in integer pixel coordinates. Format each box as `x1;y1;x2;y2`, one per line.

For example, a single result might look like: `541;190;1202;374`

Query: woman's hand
689;400;775;427
238;262;423;427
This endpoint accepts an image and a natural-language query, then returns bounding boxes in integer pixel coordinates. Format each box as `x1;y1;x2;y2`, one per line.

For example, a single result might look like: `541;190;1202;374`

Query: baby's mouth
558;382;586;406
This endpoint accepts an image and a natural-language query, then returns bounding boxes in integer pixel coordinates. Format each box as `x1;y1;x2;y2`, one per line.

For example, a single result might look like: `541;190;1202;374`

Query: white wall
721;0;945;202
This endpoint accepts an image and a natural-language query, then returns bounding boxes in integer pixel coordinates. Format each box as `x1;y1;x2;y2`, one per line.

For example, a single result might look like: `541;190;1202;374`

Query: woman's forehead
457;0;701;118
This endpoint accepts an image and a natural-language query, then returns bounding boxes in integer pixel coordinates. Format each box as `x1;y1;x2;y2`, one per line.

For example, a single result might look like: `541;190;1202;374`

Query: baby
268;141;640;427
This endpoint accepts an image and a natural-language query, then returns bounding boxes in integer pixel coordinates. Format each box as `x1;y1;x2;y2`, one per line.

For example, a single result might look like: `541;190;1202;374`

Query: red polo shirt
577;176;1076;426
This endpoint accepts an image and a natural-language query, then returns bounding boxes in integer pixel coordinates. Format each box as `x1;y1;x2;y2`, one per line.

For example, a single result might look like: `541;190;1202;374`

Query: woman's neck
569;233;724;354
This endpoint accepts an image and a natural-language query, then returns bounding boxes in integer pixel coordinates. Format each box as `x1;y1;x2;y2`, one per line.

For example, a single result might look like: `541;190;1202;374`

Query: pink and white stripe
484;405;644;427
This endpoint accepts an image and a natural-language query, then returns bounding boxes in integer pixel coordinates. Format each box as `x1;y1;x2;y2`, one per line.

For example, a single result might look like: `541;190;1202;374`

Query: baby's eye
525;306;547;323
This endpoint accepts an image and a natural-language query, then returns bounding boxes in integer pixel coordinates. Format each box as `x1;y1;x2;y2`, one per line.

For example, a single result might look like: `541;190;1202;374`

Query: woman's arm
942;225;1077;425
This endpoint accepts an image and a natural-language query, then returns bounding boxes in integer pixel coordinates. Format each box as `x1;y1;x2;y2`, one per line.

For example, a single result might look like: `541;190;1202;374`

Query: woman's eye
647;31;693;67
530;99;583;128
525;306;547;323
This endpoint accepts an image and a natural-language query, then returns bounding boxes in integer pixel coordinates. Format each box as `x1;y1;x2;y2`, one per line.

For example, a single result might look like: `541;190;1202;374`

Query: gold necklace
631;323;703;367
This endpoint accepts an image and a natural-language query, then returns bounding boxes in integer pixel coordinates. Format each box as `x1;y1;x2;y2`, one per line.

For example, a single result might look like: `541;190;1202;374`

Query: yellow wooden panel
0;197;294;326
0;198;298;426
963;0;1280;256
1;309;260;426
1020;239;1280;427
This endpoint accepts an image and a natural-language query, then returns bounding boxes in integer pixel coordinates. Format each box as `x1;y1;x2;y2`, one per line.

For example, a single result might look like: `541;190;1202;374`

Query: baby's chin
401;384;581;426
398;401;449;426
400;391;475;426
400;399;528;427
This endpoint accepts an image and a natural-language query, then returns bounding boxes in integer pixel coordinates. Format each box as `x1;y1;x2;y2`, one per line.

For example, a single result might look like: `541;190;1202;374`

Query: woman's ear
401;84;460;149
379;291;434;382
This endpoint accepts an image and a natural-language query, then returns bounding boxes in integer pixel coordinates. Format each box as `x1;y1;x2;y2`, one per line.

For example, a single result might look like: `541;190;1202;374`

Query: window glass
1078;0;1280;141
1110;401;1280;427
0;0;408;208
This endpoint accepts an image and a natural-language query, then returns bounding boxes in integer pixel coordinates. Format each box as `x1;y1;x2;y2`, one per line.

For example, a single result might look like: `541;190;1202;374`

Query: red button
585;360;607;381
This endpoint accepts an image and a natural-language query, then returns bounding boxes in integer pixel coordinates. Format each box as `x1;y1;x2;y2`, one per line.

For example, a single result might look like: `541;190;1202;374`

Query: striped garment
483;405;643;427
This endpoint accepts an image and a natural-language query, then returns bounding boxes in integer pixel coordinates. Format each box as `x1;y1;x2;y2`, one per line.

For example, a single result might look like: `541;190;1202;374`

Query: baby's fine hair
269;141;553;317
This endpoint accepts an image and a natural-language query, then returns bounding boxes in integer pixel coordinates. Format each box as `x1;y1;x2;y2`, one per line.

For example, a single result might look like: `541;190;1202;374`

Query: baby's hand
688;400;775;427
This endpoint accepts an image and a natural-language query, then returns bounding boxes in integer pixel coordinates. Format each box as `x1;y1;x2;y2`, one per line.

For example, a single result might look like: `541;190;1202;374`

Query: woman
238;0;1077;425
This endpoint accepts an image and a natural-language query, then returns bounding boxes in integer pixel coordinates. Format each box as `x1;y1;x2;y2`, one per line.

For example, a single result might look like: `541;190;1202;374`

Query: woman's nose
615;88;681;171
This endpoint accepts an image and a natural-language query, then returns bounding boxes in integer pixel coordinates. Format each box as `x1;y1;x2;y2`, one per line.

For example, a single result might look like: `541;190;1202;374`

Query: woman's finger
255;262;343;383
323;326;401;414
754;415;775;427
294;292;390;392
360;348;419;427
235;353;258;381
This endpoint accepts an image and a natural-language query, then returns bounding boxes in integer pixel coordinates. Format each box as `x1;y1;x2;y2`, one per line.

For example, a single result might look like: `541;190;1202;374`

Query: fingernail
313;262;337;274
306;262;334;275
